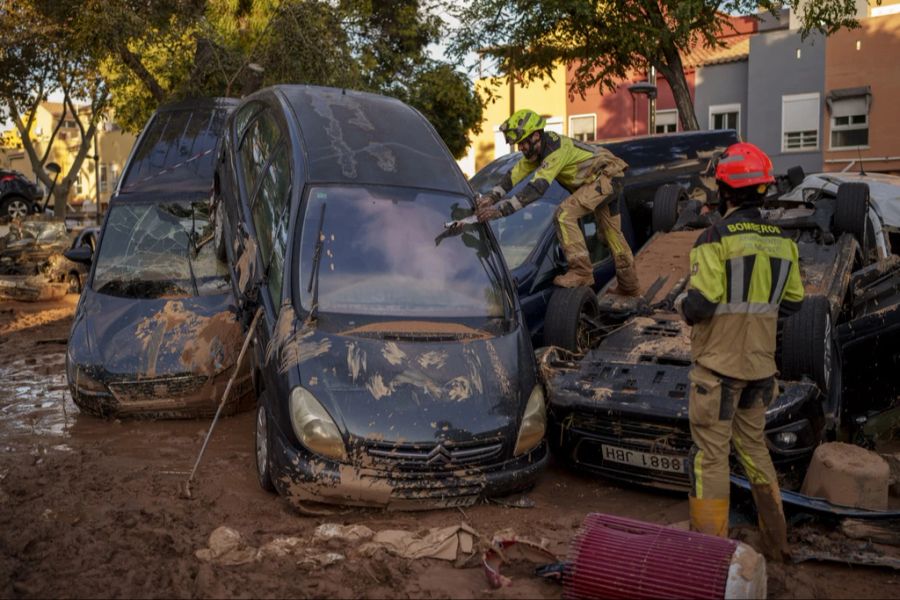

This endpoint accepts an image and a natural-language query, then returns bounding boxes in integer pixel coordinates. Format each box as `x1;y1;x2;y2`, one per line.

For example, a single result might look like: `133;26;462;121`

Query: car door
231;102;293;408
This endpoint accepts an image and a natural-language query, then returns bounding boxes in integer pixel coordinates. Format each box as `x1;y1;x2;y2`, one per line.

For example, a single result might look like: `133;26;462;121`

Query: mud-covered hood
72;287;243;379
268;306;534;444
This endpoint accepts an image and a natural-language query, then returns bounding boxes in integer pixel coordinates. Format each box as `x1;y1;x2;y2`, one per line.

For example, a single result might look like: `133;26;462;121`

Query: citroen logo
426;442;453;466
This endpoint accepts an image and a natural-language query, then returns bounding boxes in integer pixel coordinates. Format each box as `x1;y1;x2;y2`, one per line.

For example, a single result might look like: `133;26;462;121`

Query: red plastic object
563;513;738;600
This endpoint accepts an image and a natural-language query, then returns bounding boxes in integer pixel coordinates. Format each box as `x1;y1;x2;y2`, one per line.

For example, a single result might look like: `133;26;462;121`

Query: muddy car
213;85;547;509
469;129;738;351
65;97;249;419
543;178;889;491
0;220;86;301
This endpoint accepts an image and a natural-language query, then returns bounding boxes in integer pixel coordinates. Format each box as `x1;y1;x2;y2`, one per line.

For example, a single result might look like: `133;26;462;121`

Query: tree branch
118;43;166;101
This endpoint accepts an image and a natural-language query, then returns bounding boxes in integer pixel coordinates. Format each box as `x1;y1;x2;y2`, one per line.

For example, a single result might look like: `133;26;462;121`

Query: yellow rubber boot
689;496;730;538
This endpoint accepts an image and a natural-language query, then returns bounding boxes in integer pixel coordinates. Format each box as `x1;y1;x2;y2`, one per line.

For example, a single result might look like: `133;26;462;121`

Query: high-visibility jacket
681;206;804;380
486;132;628;216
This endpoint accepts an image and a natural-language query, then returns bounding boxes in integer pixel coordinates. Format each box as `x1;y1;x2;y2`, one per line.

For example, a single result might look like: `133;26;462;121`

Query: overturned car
543;176;892;492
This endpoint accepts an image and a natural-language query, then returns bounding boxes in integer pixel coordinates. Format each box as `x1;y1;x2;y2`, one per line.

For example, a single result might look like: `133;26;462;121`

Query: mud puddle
0;298;897;599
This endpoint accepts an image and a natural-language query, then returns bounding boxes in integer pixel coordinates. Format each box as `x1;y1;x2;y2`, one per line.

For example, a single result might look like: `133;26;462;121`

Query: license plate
601;444;687;474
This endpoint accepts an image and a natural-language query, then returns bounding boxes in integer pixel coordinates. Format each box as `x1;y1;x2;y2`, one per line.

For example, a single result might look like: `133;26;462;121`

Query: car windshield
92;201;229;298
297;186;506;319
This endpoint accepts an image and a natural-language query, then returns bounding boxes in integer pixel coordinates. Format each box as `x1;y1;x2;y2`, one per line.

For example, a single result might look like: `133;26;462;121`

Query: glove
674;292;688;320
476;192;499;209
476;205;502;222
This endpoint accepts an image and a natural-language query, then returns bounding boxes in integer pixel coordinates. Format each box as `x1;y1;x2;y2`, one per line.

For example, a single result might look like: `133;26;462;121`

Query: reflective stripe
557;209;571;246
714;302;779;315
728;257;744;304
718;154;745;165
733;437;769;484
508;196;524;212
769;257;791;303
491;185;506;198
729;171;765;180
694;448;704;498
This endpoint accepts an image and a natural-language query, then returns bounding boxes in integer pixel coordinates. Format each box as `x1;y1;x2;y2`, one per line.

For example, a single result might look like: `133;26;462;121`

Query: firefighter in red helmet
675;142;804;562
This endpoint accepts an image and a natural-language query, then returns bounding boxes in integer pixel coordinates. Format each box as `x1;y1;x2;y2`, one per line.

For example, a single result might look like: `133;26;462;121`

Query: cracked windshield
298;186;505;318
92;201;229;298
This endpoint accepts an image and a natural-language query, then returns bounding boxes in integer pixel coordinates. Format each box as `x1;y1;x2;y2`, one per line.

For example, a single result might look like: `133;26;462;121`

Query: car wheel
651;184;684;233
255;398;277;493
1;196;31;222
780;296;833;392
543;286;600;353
213;198;228;262
66;272;82;294
833;182;869;244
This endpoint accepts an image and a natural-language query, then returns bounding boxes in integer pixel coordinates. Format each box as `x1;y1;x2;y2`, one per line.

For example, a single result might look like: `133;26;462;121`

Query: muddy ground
0;298;897;599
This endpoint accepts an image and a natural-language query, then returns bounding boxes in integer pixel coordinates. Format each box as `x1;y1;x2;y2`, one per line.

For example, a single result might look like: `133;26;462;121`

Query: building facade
0;102;136;209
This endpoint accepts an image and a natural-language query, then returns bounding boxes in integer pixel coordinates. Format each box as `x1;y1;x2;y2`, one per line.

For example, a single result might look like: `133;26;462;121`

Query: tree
449;0;863;131
337;0;483;157
0;1;110;218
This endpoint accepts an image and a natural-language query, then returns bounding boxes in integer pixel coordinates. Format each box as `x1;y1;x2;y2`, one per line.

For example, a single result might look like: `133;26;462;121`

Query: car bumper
548;381;822;493
268;423;548;510
69;366;254;418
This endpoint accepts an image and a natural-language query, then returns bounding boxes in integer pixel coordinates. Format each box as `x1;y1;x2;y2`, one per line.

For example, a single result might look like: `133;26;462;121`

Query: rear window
118;102;233;194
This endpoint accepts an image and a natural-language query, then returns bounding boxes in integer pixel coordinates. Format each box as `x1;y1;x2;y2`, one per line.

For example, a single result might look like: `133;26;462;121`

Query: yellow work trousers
554;176;638;291
688;364;779;499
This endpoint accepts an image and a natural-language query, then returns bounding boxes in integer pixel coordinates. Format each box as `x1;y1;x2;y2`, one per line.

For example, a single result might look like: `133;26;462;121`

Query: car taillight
0;175;15;182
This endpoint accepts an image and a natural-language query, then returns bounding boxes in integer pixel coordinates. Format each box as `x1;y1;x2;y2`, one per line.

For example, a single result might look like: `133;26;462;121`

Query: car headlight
68;356;107;393
514;385;546;456
289;387;346;461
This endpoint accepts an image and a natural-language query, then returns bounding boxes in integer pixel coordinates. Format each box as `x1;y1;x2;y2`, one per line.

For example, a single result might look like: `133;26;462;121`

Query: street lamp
627;81;657;137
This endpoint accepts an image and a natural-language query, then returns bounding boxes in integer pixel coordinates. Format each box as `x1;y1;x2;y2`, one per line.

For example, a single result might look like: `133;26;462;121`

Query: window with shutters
782;93;820;151
568;114;596;142
830;95;869;149
654;110;678;134
709;103;741;136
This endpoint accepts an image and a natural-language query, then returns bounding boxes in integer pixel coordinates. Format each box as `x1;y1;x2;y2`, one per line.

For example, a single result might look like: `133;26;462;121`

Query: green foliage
405;63;484;158
449;0;864;131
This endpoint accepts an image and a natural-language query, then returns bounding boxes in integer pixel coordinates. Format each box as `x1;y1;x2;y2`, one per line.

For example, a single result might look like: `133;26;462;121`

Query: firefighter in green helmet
476;108;640;294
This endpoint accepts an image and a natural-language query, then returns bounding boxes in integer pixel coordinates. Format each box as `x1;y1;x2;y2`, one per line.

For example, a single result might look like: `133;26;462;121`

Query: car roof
273;85;471;195
117;97;238;195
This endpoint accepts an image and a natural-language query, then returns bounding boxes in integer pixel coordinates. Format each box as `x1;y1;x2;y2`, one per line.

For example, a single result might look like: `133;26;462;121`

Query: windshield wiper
305;203;327;324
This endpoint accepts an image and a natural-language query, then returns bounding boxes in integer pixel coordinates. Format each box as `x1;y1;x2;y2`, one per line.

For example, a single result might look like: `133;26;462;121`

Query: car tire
780;295;833;392
213;199;228;262
543;286;600;353
833;182;868;244
651;184;684;233
1;196;31;222
255;397;277;493
66;272;82;294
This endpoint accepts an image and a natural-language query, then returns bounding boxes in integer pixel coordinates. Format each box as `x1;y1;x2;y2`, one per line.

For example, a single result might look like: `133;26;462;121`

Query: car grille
362;439;504;472
566;412;693;491
108;374;208;402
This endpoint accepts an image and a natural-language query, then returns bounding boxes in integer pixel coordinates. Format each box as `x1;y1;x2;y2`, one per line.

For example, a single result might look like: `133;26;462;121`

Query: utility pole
93;128;101;226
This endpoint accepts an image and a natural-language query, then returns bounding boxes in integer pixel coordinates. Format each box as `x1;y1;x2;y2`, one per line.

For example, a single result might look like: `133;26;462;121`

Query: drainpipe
648;66;657;134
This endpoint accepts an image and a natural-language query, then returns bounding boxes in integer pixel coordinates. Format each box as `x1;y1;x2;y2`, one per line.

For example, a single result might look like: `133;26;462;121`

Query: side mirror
64;245;93;265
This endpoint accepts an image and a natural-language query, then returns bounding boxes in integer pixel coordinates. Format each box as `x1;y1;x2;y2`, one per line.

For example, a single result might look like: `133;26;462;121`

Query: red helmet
714;142;775;189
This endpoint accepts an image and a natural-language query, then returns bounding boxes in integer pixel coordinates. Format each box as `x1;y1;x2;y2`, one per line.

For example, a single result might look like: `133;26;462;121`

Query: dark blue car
469;129;740;351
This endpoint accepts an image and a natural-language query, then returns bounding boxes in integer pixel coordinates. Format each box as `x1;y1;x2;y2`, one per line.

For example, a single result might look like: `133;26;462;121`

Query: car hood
73;287;243;379
270;305;534;444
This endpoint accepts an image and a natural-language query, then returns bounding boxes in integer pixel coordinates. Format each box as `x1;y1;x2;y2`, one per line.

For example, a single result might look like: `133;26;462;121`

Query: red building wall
567;64;696;141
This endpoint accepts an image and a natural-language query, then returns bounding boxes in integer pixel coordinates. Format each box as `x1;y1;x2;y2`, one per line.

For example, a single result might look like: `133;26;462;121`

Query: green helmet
500;109;546;145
